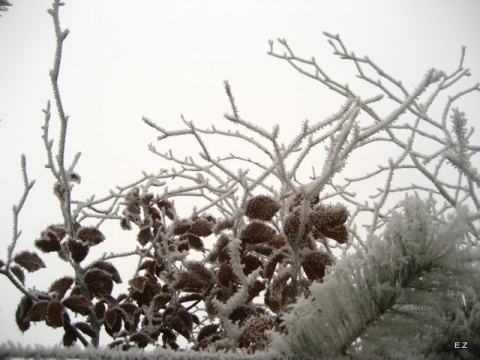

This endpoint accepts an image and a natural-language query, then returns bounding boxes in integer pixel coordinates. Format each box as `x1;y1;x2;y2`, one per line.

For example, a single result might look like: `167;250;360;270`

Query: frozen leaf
151;293;172;311
137;228;153;246
16;296;33;332
11;265;25;284
173;219;191;235
163;307;192;340
35;227;62;253
90;261;122;284
186;234;204;251
207;234;230;263
170;271;206;292
68;171;81;183
120;217;132;230
129;276;147;292
184;261;213;283
218;262;238;287
178;293;203;304
310;203;349;229
62;295;92;316
34;224;66;253
75;322;96;338
322;224;348;244
141;193;154;205
35;238;61;253
46;300;64;328
130;332;152;348
14;251;46;272
189;217;215;237
84;268;114;297
241;254;262;275
49;224;67;240
77;226;105;246
284;208;314;249
245;195;280;221
68;239;89;263
157;199;175;220
94;301;106;319
241;222;276;244
302;251;332;281
248;280;266;302
63;325;77;347
240;315;279;351
27;300;49;321
105;308;120;333
49;276;74;299
263;252;286;280
197;323;220;342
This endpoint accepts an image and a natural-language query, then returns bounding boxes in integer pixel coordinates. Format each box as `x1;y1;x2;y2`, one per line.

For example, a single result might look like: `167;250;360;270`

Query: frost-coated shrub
1;0;479;359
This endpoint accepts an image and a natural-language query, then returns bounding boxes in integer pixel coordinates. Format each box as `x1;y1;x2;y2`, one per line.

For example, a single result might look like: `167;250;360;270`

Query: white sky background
1;0;479;348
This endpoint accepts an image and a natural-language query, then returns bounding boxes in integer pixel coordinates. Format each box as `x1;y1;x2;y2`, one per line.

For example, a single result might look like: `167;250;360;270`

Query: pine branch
274;196;480;359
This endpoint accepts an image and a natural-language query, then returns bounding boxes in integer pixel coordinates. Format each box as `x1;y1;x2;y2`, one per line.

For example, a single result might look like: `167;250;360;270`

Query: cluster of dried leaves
2;191;348;352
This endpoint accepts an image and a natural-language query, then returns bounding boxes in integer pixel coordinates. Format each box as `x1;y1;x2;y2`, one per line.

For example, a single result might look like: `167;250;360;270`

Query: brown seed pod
245;195;280;221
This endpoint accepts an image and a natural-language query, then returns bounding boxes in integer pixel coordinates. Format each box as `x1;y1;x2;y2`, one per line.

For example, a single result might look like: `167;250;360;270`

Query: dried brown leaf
130;332;152;348
35;237;61;253
94;301;106;319
68;239;89;263
77;226;105;246
14;251;46;272
137;228;153;246
75;322;97;338
322;224;349;244
129;276;147;292
11;265;25;285
120;217;132;230
197;323;220;343
90;261;122;284
16;296;33;332
63;325;77;347
105;308;118;330
189;218;214;237
173;219;191;235
157;199;175;220
241;254;262;275
84;268;113;297
151;293;172;311
241;222;276;244
245;195;280;221
49;276;74;299
184;261;213;283
302;251;332;281
27;300;49;321
46;300;64;328
62;295;92;316
186;234;204;251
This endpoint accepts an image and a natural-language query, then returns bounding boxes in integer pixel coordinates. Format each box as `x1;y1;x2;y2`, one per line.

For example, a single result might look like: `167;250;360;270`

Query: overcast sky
1;0;479;348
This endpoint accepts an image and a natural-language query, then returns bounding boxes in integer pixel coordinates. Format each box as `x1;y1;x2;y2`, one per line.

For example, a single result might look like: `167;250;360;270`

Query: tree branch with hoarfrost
1;2;479;359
